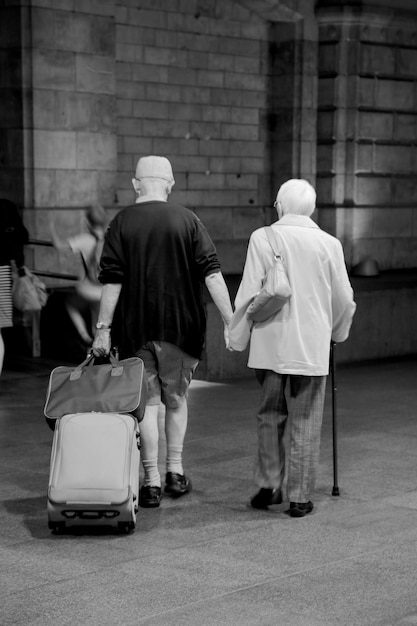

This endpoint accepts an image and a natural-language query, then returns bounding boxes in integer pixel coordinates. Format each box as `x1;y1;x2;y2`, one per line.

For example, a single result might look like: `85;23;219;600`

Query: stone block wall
336;283;417;364
114;0;271;274
0;4;25;206
316;3;417;269
30;2;117;205
4;0;417;376
20;0;117;280
2;0;318;283
4;1;417;279
4;0;317;282
114;0;318;274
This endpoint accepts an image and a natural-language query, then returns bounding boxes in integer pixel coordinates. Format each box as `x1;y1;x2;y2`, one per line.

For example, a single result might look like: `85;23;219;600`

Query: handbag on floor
246;226;292;323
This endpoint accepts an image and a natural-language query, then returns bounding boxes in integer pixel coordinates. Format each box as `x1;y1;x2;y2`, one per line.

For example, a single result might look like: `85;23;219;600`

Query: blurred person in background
49;204;108;346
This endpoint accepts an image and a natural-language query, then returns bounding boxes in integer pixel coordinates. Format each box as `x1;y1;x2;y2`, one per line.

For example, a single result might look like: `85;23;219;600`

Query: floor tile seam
185;454;255;467
0;534;412;605
0;547;153;601
0;535;156;574
132;545;414;624
1;500;414;556
0;525;283;591
0;449;51;461
187;431;253;442
64;529;407;582
0;525;376;596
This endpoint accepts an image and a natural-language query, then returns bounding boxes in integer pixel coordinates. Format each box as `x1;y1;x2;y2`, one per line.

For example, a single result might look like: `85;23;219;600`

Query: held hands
93;324;233;355
92;329;111;357
224;322;234;352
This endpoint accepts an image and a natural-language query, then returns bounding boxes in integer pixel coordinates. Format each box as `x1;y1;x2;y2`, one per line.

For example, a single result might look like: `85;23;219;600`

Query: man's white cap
136;156;175;183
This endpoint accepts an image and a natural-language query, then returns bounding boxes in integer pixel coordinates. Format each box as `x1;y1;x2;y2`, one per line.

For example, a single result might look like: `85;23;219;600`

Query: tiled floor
1;353;417;625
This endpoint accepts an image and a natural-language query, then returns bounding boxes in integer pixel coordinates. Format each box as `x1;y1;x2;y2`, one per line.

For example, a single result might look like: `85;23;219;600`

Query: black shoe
289;501;314;518
164;472;192;497
139;485;162;508
250;488;283;510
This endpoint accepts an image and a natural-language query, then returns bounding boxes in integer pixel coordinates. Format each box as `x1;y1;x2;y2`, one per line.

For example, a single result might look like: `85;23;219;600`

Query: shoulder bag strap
264;226;282;259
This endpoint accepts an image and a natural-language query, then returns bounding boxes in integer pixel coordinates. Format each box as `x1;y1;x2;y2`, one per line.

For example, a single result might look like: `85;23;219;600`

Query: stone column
23;0;117;276
316;2;417;269
0;3;26;207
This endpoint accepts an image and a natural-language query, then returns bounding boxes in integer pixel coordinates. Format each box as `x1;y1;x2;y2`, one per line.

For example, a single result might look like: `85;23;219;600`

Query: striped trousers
0;265;13;329
254;370;327;503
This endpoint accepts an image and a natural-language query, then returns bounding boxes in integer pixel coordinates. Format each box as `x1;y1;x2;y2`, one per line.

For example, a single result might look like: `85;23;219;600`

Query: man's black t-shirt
99;201;221;360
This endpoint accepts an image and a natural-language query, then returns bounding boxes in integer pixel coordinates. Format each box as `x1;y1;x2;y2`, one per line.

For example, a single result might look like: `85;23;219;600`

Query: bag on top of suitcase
44;352;146;429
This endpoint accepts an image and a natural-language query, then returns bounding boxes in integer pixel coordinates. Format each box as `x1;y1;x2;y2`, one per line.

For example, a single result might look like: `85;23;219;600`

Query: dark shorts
136;341;198;409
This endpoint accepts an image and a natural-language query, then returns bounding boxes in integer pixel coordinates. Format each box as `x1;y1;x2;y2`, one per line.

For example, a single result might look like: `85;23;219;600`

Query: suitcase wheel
49;521;65;534
118;521;135;534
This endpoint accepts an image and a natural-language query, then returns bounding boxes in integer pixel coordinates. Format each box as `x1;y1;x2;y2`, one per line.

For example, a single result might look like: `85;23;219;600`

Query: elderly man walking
93;156;233;508
230;179;356;517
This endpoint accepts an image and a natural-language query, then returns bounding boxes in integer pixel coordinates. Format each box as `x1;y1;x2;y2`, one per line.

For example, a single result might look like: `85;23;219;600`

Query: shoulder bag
246;226;292;323
12;265;48;312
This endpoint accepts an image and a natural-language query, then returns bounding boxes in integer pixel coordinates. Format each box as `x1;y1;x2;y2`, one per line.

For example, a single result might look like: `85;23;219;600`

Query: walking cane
330;341;340;496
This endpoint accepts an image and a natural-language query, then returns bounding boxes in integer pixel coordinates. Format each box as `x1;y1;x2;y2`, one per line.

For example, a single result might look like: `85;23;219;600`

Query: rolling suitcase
47;412;140;533
44;352;145;533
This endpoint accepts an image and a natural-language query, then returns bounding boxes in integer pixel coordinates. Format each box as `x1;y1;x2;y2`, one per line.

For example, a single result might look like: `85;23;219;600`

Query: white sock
166;444;183;475
142;458;161;487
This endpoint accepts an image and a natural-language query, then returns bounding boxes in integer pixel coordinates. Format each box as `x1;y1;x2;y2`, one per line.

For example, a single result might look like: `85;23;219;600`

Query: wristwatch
96;322;111;330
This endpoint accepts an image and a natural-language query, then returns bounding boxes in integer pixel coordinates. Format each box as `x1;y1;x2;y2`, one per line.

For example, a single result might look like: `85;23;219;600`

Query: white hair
138;178;174;196
276;179;316;216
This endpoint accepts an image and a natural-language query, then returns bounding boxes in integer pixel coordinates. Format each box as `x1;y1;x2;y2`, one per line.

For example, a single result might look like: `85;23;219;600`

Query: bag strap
80;252;89;278
264;226;283;259
74;352;120;371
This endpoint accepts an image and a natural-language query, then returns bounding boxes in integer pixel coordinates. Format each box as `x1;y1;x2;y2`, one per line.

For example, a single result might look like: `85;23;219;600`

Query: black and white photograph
1;1;417;624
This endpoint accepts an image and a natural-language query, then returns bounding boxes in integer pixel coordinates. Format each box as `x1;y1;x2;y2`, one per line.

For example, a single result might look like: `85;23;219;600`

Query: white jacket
230;215;356;375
